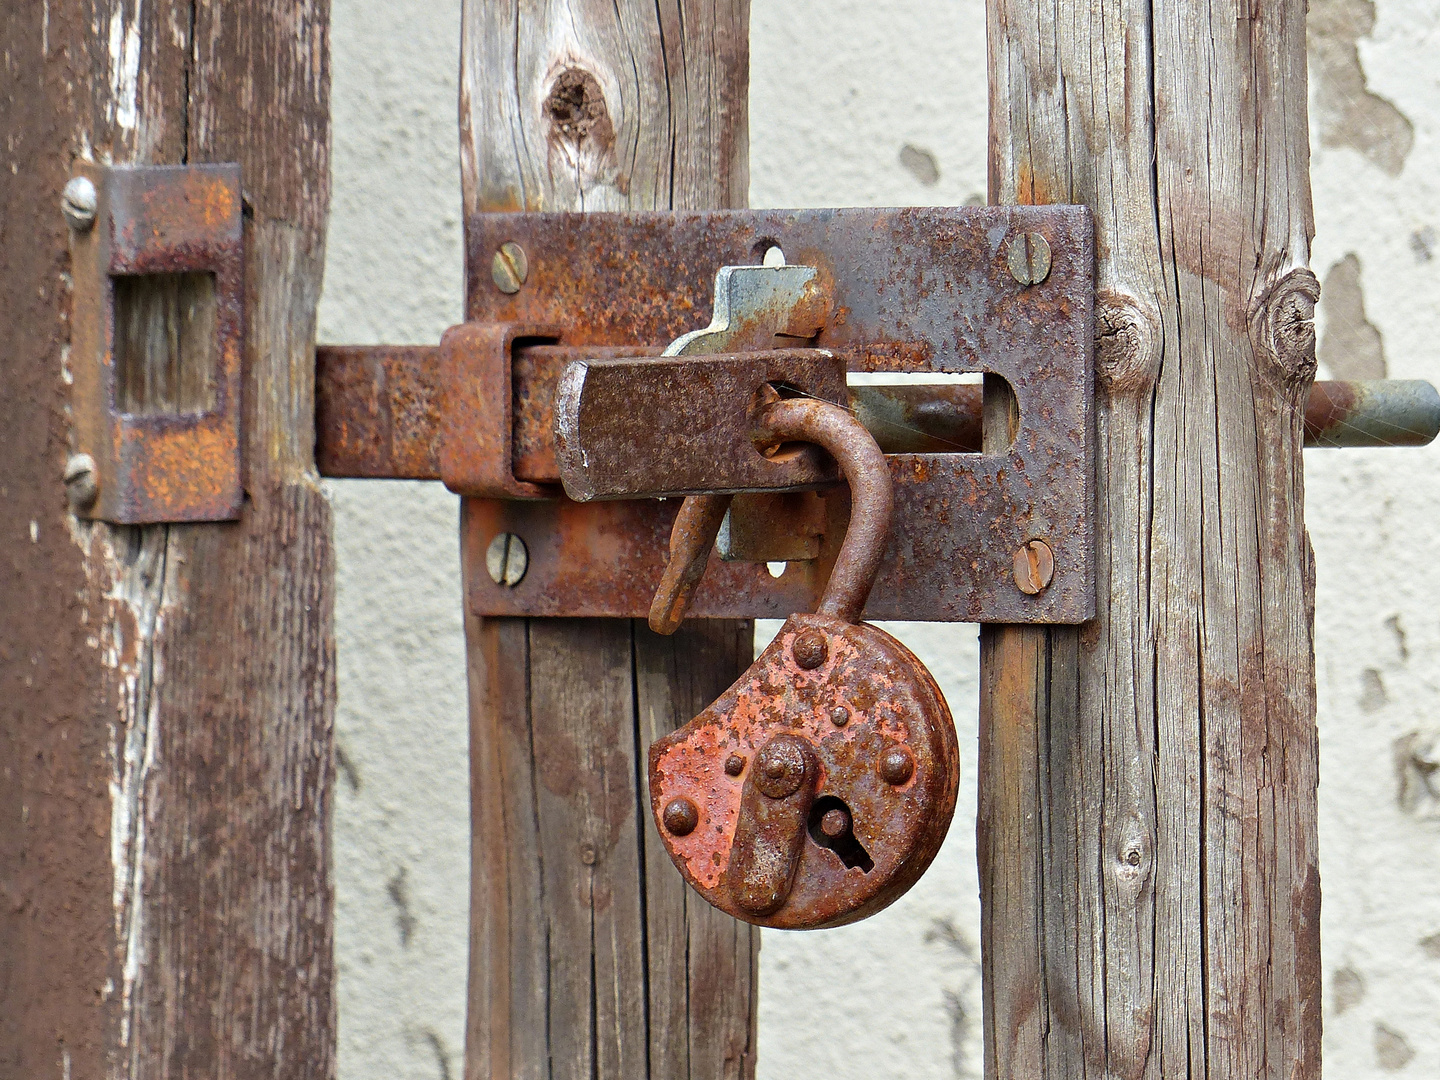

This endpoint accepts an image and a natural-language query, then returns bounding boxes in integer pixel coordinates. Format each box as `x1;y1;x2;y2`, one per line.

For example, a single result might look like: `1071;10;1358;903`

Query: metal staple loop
648;395;894;633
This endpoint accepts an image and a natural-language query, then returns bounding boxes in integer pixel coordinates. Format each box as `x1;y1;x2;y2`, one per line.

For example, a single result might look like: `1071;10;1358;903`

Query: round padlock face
648;612;960;929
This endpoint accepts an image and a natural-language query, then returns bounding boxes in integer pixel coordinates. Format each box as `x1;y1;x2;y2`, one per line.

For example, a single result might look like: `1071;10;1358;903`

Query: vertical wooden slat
459;4;757;1079
1;2;334;1080
981;1;1321;1077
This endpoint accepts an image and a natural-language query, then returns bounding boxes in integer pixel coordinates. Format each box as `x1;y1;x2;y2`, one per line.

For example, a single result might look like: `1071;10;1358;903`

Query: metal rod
312;344;1440;481
856;379;1440;453
1301;380;1440;448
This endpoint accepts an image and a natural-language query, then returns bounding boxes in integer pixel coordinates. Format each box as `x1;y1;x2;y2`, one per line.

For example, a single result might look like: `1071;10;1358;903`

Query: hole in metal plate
114;271;219;415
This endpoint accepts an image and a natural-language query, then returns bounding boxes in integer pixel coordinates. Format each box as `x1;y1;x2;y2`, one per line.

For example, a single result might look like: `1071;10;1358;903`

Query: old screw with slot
647;394;960;929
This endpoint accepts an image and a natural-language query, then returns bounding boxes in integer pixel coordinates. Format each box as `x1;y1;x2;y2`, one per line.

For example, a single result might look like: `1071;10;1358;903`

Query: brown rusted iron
317;360;1438;481
438;322;561;499
752;397;893;623
716;491;827;562
69;163;244;523
554;351;848;501
315;345;444;479
460;206;1096;623
649;494;734;635
648;407;957;927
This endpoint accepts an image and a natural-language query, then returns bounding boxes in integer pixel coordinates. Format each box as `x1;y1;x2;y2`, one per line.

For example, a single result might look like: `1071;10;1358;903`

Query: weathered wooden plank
0;3;334;1078
635;621;758;1080
459;3;756;1078
981;1;1320;1077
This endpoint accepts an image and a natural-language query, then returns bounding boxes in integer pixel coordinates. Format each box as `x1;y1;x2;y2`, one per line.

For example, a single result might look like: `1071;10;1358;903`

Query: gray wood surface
459;4;757;1079
1;3;335;1079
980;2;1321;1077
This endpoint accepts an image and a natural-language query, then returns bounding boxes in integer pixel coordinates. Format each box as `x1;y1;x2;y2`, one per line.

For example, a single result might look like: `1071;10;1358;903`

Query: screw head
1005;231;1052;287
491;241;528;294
662;797;699;837
754;738;807;799
63;453;98;510
879;745;915;786
724;753;746;777
829;706;850;728
1012;538;1055;595
579;842;598;865
819;806;851;840
791;627;829;670
485;532;529;586
61;176;98;232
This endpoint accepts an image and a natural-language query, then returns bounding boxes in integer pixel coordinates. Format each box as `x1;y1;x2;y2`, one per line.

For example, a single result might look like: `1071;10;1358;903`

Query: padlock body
649;613;959;929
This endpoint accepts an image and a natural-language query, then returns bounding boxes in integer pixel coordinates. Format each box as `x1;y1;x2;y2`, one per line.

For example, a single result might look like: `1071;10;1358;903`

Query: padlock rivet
879;745;915;786
820;807;851;839
724;753;746;776
662;797;699;836
829;706;850;728
792;628;829;670
754;739;806;799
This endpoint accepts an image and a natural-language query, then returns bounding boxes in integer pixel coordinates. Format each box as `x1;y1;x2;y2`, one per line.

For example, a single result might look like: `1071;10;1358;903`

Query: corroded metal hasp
463;205;1098;624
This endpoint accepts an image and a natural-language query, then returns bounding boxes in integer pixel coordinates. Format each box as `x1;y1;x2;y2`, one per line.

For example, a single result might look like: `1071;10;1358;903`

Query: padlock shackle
752;398;894;624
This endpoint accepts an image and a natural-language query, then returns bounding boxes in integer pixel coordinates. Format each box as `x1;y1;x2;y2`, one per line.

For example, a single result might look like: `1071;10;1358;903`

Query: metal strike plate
461;206;1096;624
68;163;244;523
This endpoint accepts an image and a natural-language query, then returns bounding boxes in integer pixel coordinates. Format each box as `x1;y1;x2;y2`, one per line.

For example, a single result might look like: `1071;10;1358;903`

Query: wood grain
0;3;334;1078
460;4;757;1078
981;2;1320;1077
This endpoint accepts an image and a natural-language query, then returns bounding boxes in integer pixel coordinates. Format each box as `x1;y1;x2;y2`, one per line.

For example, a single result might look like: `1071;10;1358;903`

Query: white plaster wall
318;2;1440;1077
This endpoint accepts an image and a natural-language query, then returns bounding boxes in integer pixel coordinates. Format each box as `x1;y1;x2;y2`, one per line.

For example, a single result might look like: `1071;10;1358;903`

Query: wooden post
980;2;1321;1077
459;5;758;1079
0;3;335;1080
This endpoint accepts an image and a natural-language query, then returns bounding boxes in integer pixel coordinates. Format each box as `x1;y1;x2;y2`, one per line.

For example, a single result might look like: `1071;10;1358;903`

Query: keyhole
806;795;874;872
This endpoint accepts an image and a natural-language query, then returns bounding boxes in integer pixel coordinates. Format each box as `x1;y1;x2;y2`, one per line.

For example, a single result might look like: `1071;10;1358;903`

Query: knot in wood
1094;291;1161;395
544;68;615;153
1251;268;1321;388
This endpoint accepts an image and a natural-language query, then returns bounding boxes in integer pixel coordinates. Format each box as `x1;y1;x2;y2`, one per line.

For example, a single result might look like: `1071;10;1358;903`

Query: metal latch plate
463;206;1094;624
69;163;244;523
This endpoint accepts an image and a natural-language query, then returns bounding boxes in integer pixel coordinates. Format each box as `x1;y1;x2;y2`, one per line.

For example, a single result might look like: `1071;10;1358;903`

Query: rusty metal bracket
438;322;561;499
459;206;1096;624
67;163;244;523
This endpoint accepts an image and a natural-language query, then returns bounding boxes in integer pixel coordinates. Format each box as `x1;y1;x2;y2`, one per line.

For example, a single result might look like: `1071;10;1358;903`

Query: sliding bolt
61;176;98;232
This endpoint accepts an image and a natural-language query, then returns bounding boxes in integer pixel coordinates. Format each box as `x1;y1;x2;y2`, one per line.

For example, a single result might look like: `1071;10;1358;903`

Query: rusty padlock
647;394;960;929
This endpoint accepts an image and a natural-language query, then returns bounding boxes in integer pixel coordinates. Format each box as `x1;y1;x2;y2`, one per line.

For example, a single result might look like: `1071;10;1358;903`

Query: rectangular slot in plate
69;163;244;524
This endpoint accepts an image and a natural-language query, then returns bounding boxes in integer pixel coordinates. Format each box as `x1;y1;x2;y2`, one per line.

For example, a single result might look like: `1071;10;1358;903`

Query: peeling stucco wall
319;2;1440;1078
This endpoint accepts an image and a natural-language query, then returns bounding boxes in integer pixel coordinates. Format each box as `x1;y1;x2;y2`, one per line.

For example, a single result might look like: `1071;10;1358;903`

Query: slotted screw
486;532;529;586
491;241;528;294
64;454;98;510
1006;231;1052;286
1012;538;1055;595
61;176;98;232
